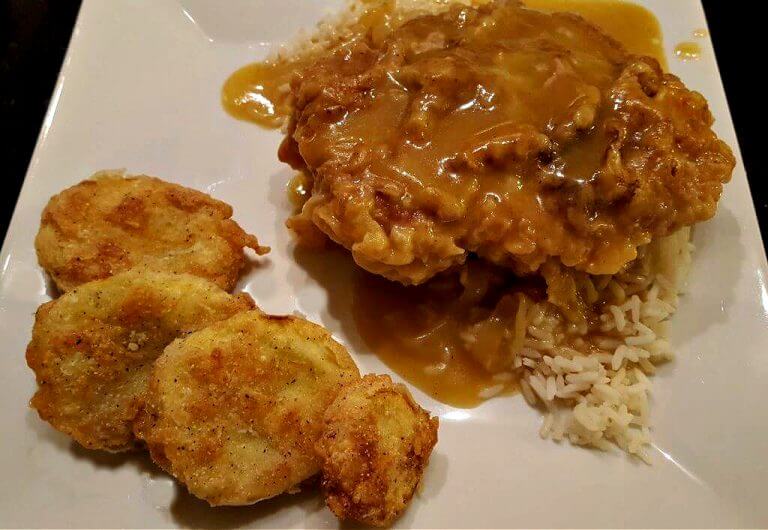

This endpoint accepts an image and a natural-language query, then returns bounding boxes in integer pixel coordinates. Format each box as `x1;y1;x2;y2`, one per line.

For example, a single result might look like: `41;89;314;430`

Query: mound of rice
499;228;692;462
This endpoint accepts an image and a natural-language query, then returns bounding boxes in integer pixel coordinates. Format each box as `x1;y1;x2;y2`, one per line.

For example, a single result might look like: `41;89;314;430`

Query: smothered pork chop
280;0;734;285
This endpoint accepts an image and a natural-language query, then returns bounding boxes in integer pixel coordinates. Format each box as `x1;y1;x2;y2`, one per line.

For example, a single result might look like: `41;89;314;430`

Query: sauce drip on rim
674;41;702;61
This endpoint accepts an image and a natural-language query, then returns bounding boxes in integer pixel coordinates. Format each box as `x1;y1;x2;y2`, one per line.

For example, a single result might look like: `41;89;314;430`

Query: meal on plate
224;0;735;461
35;170;269;293
27;173;439;523
19;0;739;525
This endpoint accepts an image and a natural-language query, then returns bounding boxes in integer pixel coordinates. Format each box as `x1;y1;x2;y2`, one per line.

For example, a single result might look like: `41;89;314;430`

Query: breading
281;1;734;284
134;310;360;506
25;270;254;452
315;374;439;527
35;170;269;293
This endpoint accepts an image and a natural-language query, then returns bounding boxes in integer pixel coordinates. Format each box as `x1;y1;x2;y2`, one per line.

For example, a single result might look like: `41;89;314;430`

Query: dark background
1;0;764;250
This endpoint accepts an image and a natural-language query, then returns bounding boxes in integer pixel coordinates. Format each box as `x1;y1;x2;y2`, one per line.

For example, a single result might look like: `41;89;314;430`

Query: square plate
1;0;767;527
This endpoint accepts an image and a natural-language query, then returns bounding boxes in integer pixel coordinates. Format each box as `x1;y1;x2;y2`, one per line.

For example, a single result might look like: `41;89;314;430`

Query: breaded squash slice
316;374;439;527
36;171;268;292
26;270;254;451
135;310;360;506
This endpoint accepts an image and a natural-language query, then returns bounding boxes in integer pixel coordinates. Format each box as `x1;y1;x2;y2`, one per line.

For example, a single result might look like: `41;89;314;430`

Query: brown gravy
674;41;702;61
352;270;521;407
525;0;665;66
233;0;670;408
222;60;301;127
222;0;666;128
693;28;708;38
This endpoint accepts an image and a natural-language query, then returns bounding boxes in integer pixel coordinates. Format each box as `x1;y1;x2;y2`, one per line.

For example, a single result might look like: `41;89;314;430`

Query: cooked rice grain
516;228;692;461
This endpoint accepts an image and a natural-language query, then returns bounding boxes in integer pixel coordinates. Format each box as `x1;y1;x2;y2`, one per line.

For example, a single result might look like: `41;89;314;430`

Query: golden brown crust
35;170;269;293
282;2;734;285
25;270;254;451
315;374;439;527
134;310;360;506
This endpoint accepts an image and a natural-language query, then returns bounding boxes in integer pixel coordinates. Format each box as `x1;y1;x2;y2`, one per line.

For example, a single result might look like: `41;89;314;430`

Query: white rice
514;228;692;462
478;384;505;399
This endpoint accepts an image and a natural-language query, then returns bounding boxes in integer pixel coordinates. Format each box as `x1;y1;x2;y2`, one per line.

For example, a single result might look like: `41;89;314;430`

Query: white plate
1;0;766;527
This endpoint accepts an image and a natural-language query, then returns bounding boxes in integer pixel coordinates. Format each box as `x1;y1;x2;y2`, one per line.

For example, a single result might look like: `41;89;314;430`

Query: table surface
1;0;764;252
